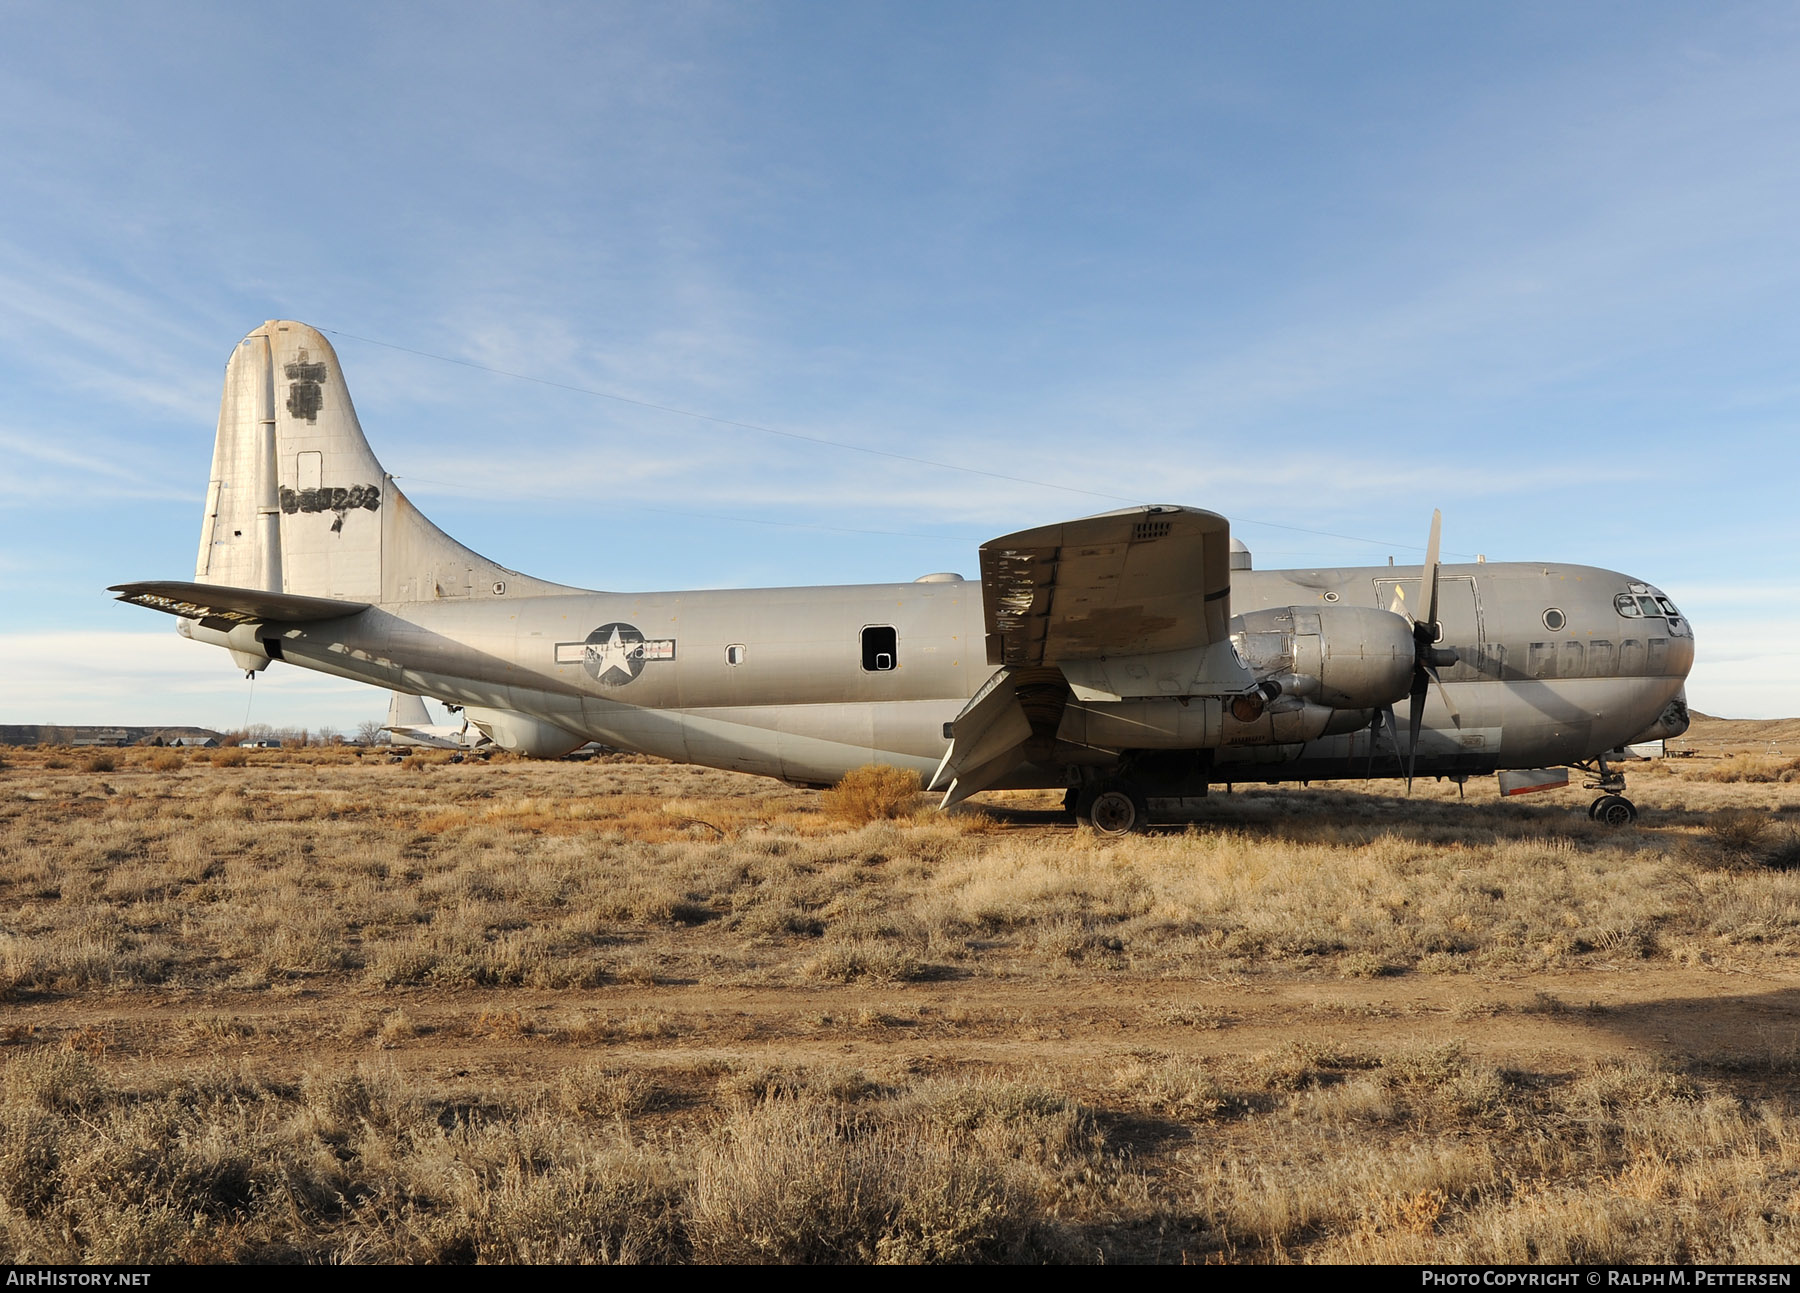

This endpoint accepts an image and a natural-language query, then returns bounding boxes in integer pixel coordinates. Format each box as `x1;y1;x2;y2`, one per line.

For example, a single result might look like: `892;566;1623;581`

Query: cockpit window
1614;594;1643;618
1635;595;1663;617
1655;596;1681;618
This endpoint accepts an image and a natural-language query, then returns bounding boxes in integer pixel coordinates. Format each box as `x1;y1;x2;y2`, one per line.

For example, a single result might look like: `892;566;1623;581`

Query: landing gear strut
1575;755;1637;826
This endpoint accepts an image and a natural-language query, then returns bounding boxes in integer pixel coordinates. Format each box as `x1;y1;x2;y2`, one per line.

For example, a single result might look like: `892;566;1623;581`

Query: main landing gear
1072;779;1151;837
1575;755;1637;826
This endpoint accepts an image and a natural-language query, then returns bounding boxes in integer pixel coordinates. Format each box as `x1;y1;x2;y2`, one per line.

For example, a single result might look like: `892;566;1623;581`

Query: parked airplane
113;321;1693;833
381;690;483;751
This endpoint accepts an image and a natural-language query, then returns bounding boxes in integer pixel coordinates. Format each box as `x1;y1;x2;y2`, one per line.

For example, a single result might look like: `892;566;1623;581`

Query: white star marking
585;627;640;682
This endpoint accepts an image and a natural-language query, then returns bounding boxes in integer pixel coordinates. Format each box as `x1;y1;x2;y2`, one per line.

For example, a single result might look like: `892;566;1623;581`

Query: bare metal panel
979;506;1233;667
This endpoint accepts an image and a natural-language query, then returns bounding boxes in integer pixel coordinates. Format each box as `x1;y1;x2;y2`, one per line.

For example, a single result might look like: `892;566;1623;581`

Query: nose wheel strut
1575;755;1637;826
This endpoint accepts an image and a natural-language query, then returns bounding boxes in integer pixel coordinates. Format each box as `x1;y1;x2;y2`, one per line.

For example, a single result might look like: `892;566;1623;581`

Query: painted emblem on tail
285;350;327;422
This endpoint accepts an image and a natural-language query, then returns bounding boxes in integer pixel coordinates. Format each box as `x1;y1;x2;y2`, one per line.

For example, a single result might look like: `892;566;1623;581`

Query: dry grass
1700;754;1800;783
820;764;925;826
0;1041;1795;1263
2;740;1800;1262
5;745;1798;997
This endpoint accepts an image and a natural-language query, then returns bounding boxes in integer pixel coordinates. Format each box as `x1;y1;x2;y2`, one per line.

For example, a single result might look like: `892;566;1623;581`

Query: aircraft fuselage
259;559;1692;790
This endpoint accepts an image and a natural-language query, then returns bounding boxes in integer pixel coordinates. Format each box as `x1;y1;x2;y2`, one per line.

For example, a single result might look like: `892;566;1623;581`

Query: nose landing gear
1575;755;1637;827
1588;793;1638;826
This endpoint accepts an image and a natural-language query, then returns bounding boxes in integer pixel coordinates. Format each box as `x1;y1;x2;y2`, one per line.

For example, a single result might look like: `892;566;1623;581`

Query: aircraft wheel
1588;796;1609;820
1593;794;1638;827
1080;783;1150;836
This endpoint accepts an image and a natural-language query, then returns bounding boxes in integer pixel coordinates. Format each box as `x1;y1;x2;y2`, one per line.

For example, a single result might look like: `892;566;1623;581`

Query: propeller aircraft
113;321;1694;833
380;690;484;752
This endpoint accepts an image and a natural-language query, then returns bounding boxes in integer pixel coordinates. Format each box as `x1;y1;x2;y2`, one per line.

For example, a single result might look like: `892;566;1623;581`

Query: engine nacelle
1232;605;1414;711
462;707;587;759
1056;696;1371;750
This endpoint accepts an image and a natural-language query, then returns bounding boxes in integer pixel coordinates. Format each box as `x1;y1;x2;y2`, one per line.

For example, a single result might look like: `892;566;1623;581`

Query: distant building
0;725;229;748
70;729;130;747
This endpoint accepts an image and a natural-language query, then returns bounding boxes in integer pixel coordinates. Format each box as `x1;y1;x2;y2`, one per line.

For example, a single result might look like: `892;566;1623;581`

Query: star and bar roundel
553;623;677;687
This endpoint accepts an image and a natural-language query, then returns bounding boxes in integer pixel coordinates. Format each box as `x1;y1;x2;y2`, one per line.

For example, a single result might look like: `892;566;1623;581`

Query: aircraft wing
110;581;370;625
939;505;1254;807
979;505;1235;666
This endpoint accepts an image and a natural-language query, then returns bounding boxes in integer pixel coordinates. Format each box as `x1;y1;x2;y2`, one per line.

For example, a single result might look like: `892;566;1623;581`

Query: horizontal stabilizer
110;581;370;625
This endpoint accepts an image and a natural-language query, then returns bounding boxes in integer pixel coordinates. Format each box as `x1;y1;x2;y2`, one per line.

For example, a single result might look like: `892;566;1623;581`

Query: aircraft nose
1665;630;1695;681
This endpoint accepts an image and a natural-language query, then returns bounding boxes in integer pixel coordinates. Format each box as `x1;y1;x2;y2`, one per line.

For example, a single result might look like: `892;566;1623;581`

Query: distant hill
1680;712;1800;749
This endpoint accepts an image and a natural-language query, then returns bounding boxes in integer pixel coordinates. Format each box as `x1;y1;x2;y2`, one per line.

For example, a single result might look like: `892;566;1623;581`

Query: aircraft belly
683;701;957;781
576;697;692;764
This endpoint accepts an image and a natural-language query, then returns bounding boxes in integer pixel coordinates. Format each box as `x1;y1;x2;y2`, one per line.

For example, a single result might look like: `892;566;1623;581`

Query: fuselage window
1542;608;1566;632
725;644;747;666
862;625;897;672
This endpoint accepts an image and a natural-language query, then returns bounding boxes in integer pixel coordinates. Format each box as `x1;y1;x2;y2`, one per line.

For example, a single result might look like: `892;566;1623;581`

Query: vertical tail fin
195;321;572;603
388;691;433;728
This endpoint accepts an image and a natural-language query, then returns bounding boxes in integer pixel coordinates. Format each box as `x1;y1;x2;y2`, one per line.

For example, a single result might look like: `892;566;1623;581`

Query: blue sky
2;1;1797;729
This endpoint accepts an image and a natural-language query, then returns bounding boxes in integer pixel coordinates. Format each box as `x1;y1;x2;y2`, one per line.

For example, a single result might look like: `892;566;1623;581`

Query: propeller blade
1379;705;1400;781
1424;663;1462;728
1419;508;1442;636
1405;671;1429;791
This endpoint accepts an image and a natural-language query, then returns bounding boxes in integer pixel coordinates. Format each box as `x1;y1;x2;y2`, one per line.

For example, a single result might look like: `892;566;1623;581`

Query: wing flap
930;667;1035;808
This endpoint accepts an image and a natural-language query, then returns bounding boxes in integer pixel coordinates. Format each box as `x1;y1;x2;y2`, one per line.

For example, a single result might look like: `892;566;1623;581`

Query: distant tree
316;725;343;746
355;720;388;746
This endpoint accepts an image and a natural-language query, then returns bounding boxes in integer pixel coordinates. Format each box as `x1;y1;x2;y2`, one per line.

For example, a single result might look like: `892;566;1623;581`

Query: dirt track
19;967;1800;1095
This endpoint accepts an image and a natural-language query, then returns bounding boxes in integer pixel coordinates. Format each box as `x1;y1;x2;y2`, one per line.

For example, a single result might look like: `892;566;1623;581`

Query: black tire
1588;796;1609;820
1079;783;1149;836
1594;794;1638;827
